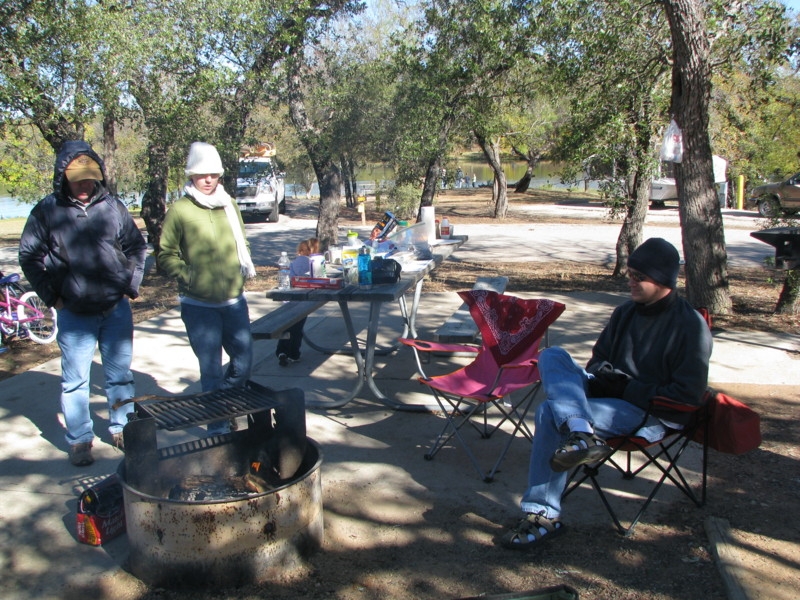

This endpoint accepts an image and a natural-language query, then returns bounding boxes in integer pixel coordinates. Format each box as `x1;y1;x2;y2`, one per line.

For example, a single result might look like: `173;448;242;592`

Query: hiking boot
69;442;94;466
111;432;125;451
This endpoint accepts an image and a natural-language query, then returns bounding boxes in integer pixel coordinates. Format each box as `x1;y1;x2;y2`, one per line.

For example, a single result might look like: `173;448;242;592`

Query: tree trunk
419;157;441;210
314;160;343;251
28;94;84;152
476;133;508;219
286;64;341;250
141;140;168;255
614;168;649;276
662;0;732;313
614;112;658;275
514;171;532;193
341;154;356;208
102;113;118;197
510;146;541;194
776;270;800;314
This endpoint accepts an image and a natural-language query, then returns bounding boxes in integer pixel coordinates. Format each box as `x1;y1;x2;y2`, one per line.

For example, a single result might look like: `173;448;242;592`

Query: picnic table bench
250;299;327;340
433;275;508;344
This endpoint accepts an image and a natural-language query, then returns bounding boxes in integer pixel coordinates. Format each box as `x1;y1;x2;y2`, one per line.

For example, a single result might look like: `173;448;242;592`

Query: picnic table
264;236;467;410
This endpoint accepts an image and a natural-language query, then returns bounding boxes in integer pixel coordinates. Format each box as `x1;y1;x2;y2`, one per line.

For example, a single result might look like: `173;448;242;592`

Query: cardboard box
290;276;344;289
76;474;126;545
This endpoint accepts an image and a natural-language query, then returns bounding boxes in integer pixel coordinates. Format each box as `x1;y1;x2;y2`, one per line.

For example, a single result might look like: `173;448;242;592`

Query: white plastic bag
660;119;683;163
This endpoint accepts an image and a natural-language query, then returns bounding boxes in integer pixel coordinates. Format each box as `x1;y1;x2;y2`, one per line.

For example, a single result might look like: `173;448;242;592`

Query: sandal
549;431;612;472
499;512;566;551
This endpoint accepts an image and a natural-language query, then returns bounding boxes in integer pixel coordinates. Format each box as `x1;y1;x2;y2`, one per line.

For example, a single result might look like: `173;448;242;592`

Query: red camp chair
401;291;565;482
562;393;712;536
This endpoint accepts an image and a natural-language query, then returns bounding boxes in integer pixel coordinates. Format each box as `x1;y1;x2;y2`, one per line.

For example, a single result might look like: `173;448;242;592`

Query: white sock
567;418;593;434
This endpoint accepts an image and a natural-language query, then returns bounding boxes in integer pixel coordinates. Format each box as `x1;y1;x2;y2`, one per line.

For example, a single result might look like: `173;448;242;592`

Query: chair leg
562;434;706;536
425;393;493;481
424;387;538;483
482;388;537;482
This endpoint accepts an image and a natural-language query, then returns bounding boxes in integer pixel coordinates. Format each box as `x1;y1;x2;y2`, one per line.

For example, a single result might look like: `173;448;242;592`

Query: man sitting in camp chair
500;238;713;551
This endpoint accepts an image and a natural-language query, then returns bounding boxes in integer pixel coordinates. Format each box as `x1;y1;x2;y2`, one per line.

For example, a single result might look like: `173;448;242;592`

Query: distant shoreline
0;197;33;220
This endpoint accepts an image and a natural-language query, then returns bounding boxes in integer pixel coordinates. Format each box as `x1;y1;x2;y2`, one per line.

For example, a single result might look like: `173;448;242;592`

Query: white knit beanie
185;142;224;177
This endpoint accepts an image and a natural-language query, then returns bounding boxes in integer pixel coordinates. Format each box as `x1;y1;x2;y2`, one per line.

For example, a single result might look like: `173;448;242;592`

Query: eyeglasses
626;270;648;283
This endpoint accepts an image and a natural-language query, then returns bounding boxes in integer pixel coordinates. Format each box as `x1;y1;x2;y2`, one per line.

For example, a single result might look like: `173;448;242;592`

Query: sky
782;0;800;14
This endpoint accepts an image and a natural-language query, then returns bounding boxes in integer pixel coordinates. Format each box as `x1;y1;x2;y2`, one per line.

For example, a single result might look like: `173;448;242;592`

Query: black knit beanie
627;238;680;289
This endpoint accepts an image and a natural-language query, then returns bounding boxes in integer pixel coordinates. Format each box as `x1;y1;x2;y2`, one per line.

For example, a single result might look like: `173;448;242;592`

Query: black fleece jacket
587;291;713;424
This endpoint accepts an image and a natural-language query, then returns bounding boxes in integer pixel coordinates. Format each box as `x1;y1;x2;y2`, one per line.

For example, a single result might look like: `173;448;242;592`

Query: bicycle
0;272;58;344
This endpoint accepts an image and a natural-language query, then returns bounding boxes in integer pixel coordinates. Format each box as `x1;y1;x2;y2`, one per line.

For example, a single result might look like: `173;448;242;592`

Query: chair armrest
650;395;705;414
399;337;480;381
398;338;479;354
499;357;539;370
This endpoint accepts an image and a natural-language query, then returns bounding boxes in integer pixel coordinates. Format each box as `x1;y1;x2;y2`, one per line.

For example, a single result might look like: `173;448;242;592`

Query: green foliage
708;4;800;185
388;0;539;185
538;0;671;214
0;126;54;202
387;183;420;220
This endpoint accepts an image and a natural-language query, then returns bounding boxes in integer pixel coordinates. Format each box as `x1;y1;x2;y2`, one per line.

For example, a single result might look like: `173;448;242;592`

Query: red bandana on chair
459;290;566;364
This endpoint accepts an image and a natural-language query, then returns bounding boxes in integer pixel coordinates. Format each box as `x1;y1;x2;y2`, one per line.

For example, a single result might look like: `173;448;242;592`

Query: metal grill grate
134;382;281;431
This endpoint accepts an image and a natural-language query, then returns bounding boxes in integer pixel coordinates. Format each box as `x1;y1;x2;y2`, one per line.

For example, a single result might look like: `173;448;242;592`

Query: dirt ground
3;189;799;599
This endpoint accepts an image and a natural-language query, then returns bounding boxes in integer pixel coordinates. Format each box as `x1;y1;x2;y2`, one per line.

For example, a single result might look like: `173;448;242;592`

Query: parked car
649;155;728;208
236;144;286;223
746;173;800;217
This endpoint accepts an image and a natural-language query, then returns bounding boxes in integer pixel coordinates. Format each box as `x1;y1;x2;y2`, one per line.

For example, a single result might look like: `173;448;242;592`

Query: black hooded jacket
18;141;147;314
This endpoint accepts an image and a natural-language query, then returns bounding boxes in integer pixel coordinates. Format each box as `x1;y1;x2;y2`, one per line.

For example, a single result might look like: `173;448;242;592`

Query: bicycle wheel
17;291;58;344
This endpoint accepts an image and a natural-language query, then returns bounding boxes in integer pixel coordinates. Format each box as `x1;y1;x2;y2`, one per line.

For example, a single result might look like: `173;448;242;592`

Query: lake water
1;161;593;218
286;160;596;197
0;197;34;220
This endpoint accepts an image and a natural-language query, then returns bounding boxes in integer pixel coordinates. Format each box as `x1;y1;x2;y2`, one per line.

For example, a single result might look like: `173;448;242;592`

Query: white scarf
184;182;256;278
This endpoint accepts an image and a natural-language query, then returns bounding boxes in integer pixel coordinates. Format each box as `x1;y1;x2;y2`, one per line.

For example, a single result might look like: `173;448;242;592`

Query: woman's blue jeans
520;347;663;519
180;297;252;434
57;299;135;445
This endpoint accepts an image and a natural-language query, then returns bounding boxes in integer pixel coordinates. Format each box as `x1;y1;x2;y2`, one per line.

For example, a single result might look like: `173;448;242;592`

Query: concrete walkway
0;203;798;599
1;286;798;599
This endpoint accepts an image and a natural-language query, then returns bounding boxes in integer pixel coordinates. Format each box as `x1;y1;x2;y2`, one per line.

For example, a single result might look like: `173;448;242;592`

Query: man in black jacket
19;141;147;466
499;238;713;551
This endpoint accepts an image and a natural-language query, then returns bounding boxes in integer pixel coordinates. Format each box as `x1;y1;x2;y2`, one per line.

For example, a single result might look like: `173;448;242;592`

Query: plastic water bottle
358;247;372;285
277;251;291;289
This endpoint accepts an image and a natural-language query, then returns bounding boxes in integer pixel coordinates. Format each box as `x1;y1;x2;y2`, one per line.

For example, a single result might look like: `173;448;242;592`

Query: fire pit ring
118;438;323;588
116;383;323;589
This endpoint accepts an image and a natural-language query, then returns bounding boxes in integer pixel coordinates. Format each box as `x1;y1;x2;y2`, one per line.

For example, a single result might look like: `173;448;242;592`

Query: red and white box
290;276;344;289
76;474;126;545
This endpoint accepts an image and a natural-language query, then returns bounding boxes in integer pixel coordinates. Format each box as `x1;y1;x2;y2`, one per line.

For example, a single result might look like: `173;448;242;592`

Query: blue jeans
276;318;305;360
520;347;664;519
57;299;135;445
180;297;253;434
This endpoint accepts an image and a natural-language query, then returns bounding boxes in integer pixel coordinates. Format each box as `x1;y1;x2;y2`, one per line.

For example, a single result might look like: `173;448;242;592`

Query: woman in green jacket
159;142;256;435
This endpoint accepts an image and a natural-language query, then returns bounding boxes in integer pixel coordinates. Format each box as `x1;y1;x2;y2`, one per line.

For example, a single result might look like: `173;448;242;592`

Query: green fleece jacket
159;196;249;303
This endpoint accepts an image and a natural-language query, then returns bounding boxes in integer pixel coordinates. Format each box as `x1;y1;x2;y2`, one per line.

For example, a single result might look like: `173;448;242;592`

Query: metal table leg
305;297;437;412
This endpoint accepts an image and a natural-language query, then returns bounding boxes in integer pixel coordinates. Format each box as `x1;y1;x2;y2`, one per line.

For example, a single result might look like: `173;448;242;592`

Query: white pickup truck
236;143;286;222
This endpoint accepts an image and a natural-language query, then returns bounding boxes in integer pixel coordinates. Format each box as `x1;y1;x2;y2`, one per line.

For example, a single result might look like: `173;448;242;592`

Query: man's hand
588;370;631;399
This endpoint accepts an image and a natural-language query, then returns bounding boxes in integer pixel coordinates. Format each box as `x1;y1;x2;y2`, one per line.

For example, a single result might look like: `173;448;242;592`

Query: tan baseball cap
65;155;103;182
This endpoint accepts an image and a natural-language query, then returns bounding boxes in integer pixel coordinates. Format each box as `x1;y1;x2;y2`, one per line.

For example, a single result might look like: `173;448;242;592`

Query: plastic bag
387;222;432;260
660;119;683;163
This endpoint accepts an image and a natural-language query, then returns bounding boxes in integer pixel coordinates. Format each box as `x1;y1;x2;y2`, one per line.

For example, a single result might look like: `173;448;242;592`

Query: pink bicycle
0;272;58;344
